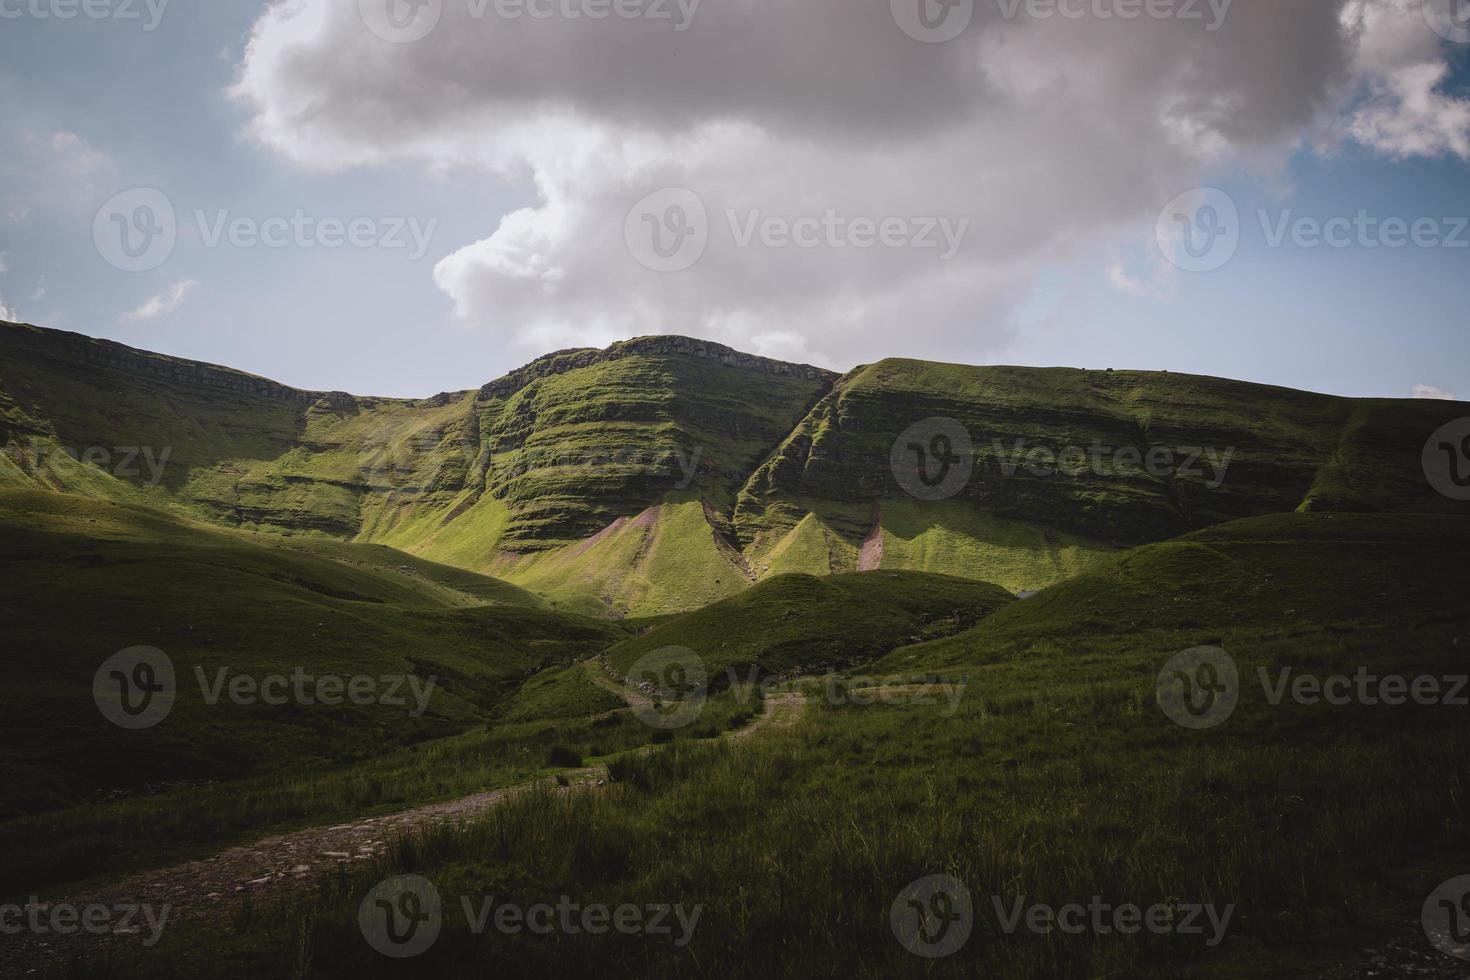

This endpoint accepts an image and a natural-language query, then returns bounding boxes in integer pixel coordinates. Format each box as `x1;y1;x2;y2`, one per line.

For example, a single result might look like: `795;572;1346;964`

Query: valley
2;320;1469;977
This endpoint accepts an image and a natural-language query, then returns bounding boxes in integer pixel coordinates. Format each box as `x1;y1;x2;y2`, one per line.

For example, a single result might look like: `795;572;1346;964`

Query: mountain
2;319;1464;616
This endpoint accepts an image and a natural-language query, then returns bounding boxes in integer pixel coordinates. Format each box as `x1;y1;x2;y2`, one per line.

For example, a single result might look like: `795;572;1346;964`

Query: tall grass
108;666;1470;978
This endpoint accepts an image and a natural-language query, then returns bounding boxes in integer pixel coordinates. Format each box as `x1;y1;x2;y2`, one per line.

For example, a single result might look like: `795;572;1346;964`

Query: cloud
231;0;1470;364
0;131;114;221
0;252;8;274
1412;383;1456;400
119;280;198;325
1341;1;1470;159
0;289;17;322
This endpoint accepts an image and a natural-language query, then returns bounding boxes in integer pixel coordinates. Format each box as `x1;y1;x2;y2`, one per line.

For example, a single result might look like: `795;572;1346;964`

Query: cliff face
733;358;1467;556
0;321;837;553
0;322;326;406
2;319;1466;614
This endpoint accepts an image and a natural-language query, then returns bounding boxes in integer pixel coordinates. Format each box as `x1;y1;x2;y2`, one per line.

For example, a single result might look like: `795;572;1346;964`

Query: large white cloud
231;0;1470;367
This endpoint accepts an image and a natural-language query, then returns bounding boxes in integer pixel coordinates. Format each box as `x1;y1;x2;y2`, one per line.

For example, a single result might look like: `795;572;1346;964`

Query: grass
732;356;1470;579
0;709;657;899
71;510;1470;978
0;489;628;817
7;323;1470;976
603;569;1015;679
9;321;1468;616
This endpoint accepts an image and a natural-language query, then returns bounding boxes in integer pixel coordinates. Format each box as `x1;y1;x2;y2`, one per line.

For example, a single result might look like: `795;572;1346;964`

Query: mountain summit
1;320;1462;615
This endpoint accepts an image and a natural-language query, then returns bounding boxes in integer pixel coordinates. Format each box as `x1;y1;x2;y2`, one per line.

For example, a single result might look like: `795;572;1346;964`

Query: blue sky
1;0;1467;400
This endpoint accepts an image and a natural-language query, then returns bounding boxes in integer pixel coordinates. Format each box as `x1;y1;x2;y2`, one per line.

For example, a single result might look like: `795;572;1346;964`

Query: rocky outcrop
0;321;324;405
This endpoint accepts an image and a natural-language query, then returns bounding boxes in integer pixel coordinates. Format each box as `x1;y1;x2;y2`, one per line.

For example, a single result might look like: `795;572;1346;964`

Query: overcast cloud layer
230;0;1470;367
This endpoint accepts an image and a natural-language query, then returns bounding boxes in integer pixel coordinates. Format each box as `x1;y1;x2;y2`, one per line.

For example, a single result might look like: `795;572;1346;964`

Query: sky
0;0;1467;400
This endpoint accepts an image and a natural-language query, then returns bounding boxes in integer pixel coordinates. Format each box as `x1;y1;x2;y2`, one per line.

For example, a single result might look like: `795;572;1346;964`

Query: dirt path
731;691;804;737
5;677;805;976
583;656;653;708
1318;934;1470;978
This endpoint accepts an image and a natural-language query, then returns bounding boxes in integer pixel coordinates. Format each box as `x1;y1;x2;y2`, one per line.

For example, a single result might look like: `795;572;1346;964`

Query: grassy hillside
604;570;1016;679
0;323;831;614
93;511;1470;979
734;359;1469;583
0;489;626;818
877;511;1469;676
4;321;1467;615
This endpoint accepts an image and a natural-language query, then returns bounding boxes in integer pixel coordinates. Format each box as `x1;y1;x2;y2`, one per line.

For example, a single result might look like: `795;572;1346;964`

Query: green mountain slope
0;489;626;817
3;320;1466;614
107;512;1470;980
877;510;1470;676
733;359;1467;590
603;570;1016;680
